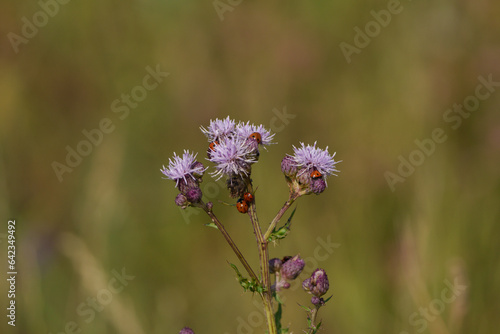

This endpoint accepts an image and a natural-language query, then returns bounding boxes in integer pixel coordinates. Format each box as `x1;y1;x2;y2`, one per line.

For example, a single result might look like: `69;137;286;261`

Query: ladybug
236;198;249;213
249;132;262;144
310;170;322;179
243;192;254;203
209;140;219;151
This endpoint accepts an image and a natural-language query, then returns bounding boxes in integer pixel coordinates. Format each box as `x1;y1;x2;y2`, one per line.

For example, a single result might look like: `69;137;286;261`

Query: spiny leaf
311;321;322;334
298;303;312;312
228;263;264;293
267;207;297;242
285;206;297;227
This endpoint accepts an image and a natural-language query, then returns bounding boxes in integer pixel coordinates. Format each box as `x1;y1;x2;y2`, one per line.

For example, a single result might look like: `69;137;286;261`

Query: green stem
263;193;299;241
245;181;277;334
307;306;321;334
198;201;259;282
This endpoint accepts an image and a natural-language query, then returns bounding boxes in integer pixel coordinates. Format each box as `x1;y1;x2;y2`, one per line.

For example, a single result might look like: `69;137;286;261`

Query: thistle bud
311;177;327;194
190;161;206;179
175;193;189;208
297;169;312;187
281;155;297;178
281;282;290;289
178;177;200;195
186;188;203;203
311;296;325;306
280;255;305;280
303;268;329;297
179;327;195;334
226;174;246;199
269;258;282;274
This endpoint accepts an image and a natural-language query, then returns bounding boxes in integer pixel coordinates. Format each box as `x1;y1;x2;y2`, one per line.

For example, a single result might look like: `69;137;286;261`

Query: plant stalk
246;182;277;334
264;193;299;241
307;306;320;334
199;201;259;282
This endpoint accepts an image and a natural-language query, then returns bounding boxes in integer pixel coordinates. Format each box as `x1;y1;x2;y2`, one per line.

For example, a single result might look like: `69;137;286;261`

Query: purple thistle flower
289;142;341;178
208;136;256;180
200;116;236;142
235;121;275;146
161;150;206;187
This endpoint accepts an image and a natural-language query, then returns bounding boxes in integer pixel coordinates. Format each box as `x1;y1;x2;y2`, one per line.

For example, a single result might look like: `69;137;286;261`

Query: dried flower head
161;150;206;188
200;116;236;142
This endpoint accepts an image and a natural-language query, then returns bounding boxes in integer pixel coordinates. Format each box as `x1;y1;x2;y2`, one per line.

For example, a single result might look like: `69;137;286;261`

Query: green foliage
267;207;296;243
204;222;219;229
274;294;289;333
229;263;265;294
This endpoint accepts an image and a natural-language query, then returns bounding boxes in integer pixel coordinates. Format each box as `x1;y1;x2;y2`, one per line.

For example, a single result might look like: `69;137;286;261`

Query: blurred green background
1;0;499;333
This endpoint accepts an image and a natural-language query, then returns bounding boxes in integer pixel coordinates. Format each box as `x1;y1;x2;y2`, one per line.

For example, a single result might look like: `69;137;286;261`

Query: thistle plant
162;117;341;334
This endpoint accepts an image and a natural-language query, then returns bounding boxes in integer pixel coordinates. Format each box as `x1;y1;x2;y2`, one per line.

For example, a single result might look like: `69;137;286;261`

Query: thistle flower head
281;155;297;178
185;188;203;203
235;121;275;146
280;255;305;280
200;116;236;142
303;268;329;297
208;136;256;180
290;142;341;177
161;150;206;187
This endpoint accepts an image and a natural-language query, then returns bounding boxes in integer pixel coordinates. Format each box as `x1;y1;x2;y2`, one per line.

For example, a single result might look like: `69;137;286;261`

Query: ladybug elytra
236;198;249;213
209;140;219;151
249;132;262;144
243;192;254;203
310;170;322;179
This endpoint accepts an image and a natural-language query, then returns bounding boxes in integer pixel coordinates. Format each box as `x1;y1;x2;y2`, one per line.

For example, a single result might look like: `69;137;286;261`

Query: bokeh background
1;0;499;333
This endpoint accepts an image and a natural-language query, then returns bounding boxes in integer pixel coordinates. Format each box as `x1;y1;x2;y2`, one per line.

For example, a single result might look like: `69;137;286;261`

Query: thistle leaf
228;263;264;293
267;207;297;242
205;222;219;229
